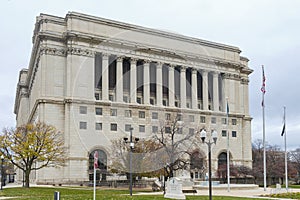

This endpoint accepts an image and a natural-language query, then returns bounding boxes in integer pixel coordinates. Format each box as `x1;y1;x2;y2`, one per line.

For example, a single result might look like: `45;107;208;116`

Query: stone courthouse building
14;12;253;184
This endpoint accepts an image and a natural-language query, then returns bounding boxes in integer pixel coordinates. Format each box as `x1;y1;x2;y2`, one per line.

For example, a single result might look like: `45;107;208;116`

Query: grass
0;187;270;200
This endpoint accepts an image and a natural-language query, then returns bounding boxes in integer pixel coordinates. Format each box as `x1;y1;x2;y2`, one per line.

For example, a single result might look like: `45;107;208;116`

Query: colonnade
97;54;223;112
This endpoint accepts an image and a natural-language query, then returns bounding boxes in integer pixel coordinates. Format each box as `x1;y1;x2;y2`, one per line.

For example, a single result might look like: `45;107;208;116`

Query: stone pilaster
191;68;198;109
202;70;208;110
180;67;186;108
168;65;175;107
156;62;163;106
143;60;150;105
130;58;137;103
102;53;109;101
116;56;123;102
213;72;219;111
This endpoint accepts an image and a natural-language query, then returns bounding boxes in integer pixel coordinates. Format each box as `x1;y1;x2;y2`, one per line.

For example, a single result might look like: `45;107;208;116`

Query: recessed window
139;111;145;118
189;128;194;135
221;118;227;125
111;123;117;131
175;101;179;107
211;117;217;124
139;125;145;133
125;124;131;132
95;107;102;115
95;93;100;100
152;112;158;119
80;122;87;129
137;97;142;104
165;127;171;133
125;110;132;118
232;119;237;125
111;109;117;116
150;98;155;105
200;116;206;123
222;130;227;137
163;99;167;106
186;103;190;108
232;131;237;137
178;127;183;134
79;106;87;114
177;114;183;121
95;123;102;130
152;126;158;133
189;115;195;122
123;96;129;103
165;113;171;120
109;94;114;101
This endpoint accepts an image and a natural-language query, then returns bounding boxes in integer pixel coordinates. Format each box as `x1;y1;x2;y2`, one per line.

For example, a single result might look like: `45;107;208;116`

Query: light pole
0;155;4;190
123;127;139;196
200;129;218;200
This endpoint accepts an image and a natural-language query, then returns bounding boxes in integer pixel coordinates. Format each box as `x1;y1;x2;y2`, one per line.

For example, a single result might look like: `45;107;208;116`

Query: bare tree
0;122;66;188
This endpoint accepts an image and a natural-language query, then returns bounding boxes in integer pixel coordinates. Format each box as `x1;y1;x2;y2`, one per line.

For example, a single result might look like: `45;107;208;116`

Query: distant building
14;12;253;184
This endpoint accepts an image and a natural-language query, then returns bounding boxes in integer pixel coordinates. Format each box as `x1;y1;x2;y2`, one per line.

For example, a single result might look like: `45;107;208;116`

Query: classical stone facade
14;12;253;184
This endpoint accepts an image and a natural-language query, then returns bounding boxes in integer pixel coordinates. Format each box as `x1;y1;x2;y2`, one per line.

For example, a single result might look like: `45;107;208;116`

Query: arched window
218;152;227;167
217;152;228;179
89;149;107;181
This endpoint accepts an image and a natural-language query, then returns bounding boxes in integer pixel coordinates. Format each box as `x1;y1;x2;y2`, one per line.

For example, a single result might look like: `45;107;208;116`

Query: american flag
261;65;266;94
94;151;98;169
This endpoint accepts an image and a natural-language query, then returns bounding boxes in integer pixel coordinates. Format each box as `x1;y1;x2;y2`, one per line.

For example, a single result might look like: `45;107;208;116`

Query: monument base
164;177;186;200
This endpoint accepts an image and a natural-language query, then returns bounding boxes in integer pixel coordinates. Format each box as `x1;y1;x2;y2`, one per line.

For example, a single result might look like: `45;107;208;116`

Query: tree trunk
25;170;31;188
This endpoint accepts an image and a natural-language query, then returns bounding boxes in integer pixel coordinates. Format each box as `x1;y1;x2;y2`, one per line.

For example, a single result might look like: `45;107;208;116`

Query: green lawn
0;187;271;200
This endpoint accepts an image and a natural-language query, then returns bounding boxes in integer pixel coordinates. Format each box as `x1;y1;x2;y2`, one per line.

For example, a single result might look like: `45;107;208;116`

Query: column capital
130;57;138;64
102;53;110;59
180;66;187;72
201;69;208;75
156;62;163;67
192;68;198;74
116;56;124;62
143;59;151;64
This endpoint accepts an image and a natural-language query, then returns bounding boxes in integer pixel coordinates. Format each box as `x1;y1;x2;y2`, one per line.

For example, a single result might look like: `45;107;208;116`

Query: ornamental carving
221;73;240;80
241;78;250;85
40;47;66;56
67;47;94;57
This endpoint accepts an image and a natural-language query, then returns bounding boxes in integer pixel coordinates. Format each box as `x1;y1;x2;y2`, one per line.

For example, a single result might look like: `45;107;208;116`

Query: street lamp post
123;127;139;196
0;155;4;190
200;129;218;200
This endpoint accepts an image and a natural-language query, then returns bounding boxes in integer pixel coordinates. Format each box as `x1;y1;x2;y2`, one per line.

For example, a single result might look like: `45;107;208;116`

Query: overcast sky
1;0;299;150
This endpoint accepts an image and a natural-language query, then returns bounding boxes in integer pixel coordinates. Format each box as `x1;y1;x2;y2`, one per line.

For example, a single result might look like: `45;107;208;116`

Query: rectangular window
232;119;237;125
137;97;142;104
165;113;171;120
123;96;129;103
200;116;206;123
139;125;145;133
186;102;190;108
125;110;132;118
109;94;114;101
232;131;237;137
139;111;145;118
222;130;227;137
221;118;227;125
95;107;102;115
152;126;158;133
79;122;87;129
79;106;87;114
211;117;217;124
95;123;102;130
111;109;117;116
177;114;183;121
178;127;183;134
163;99;167;106
152;112;158;119
165;127;171;133
189;115;195;122
111;123;117;131
125;124;131;132
150;98;155;105
175;101;179;107
189;128;194;135
95;93;100;100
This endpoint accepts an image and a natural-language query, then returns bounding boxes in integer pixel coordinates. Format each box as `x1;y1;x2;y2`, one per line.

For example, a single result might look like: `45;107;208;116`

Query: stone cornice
66;12;242;53
222;73;241;81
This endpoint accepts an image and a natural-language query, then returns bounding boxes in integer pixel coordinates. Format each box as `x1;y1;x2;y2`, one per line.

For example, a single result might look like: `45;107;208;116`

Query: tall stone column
168;65;175;107
130;58;137;103
191;68;198;109
202;70;208;110
180;67;186;108
213;71;219;111
143;60;150;105
102;53;109;101
116;56;123;102
156;62;163;106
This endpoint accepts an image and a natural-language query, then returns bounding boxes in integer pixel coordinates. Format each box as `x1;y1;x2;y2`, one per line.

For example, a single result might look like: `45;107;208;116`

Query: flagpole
284;106;288;191
93;166;96;200
261;65;267;191
226;98;230;192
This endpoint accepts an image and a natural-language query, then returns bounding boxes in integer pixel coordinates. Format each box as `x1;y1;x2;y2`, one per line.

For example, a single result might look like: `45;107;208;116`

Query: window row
80;106;238;125
80;122;238;137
